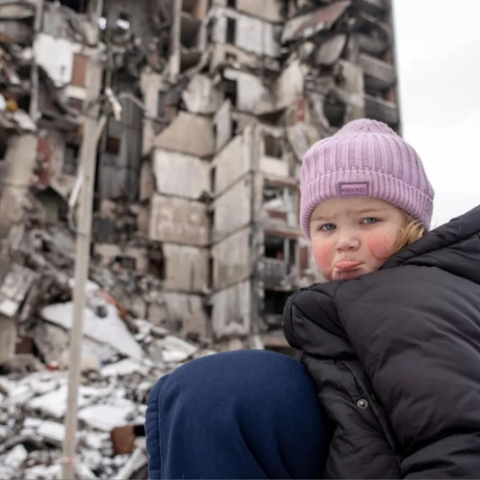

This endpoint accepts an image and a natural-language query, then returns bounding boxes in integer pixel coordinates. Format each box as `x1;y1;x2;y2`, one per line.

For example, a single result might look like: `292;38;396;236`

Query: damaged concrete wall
154;112;215;157
213;0;284;22
224;68;275;114
211;280;251;339
39;130;77;198
182;74;223;114
153;149;210;200
211;227;251;290
212;133;250;194
275;59;305;111
338;60;366;121
211;7;280;57
213;99;232;152
213;177;252;242
140;71;168;155
162;244;209;293
161;292;207;338
0;135;37;238
34;34;74;87
149;194;209;246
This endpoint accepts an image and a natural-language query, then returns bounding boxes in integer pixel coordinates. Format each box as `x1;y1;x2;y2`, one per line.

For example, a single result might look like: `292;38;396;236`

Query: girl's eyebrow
310;213;331;222
311;207;387;221
354;207;387;215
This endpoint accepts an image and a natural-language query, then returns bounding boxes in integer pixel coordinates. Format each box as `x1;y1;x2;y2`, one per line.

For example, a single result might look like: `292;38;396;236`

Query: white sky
393;0;480;227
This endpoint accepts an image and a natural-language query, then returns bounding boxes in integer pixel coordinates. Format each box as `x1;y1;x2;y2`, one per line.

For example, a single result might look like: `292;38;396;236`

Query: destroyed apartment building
0;0;400;476
0;0;400;357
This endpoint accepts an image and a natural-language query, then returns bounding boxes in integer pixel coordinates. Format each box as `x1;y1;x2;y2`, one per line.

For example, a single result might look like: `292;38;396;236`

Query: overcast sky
392;0;480;227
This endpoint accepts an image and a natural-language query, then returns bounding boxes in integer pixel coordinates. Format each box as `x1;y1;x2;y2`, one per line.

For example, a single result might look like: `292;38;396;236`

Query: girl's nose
336;235;360;252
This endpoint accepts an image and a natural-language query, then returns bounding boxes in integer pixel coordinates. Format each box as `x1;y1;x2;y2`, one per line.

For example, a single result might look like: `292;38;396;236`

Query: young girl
283;118;480;478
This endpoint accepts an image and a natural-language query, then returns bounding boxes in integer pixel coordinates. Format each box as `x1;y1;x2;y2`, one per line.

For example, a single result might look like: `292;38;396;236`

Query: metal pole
169;0;182;82
61;6;103;477
29;0;44;122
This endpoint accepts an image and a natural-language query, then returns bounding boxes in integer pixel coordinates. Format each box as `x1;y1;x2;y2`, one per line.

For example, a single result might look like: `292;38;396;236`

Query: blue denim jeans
145;350;329;479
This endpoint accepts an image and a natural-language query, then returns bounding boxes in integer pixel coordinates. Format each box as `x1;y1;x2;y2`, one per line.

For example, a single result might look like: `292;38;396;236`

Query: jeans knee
156;350;318;416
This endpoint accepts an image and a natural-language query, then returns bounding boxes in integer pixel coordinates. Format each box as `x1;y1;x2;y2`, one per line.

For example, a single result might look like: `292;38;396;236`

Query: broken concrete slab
101;359;148;377
152;149;210;200
282;1;351;43
26;384;92;419
182;74;223;114
159;335;199;363
41;299;144;360
149;194;209;247
286;122;320;161
154;111;215;157
36;420;66;446
78;400;137;432
3;443;27;469
316;34;348;66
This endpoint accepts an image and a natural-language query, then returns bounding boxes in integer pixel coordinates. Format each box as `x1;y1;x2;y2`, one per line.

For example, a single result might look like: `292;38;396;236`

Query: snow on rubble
0;221;219;478
0;309;217;480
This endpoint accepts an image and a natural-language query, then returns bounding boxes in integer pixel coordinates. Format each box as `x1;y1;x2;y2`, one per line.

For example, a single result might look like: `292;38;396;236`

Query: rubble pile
1;221;172;331
0;221;217;479
0;316;216;479
0;332;216;479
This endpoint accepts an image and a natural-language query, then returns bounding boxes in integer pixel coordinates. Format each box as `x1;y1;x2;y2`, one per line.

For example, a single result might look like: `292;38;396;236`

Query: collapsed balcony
359;53;396;92
351;13;391;58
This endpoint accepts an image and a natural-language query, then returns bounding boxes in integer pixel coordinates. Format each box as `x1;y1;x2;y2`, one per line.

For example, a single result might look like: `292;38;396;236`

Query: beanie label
338;182;370;196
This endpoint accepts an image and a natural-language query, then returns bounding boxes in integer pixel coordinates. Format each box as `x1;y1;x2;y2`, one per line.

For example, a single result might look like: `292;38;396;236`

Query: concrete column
0;135;38;239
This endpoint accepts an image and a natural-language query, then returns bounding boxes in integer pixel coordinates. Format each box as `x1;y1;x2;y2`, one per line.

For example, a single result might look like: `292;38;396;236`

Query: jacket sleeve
283;286;402;479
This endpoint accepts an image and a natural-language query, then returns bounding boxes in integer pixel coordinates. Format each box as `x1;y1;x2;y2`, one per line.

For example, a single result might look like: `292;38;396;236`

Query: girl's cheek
367;232;397;260
312;243;334;278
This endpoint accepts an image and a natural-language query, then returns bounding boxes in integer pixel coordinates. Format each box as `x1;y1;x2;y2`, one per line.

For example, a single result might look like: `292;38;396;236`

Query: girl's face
309;197;405;281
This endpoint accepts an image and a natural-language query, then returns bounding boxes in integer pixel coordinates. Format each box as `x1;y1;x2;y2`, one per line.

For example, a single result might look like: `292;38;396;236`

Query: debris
4;444;27;469
26;385;91;419
101;359;147;377
36;421;66;446
41;300;144;360
78;401;137;432
160;335;199;363
111;425;138;456
282;1;351;43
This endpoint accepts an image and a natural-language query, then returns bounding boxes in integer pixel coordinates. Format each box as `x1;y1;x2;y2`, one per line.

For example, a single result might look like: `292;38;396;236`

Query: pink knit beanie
300;119;434;239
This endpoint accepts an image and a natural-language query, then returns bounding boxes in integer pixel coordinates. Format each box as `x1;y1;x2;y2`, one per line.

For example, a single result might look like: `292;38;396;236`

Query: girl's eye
362;217;378;225
320;223;336;231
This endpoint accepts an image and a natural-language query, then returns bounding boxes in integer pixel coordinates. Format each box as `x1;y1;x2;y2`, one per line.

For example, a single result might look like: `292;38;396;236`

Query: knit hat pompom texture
300;119;434;239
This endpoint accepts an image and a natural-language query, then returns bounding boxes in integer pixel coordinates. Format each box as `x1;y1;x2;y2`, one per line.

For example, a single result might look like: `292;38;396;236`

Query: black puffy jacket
283;206;480;479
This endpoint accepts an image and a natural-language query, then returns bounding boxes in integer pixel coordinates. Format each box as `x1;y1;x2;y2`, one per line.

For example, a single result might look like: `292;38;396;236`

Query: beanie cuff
301;170;433;239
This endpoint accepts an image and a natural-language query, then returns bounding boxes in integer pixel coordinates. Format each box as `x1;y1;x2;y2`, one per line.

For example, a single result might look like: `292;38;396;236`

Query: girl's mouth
335;261;362;271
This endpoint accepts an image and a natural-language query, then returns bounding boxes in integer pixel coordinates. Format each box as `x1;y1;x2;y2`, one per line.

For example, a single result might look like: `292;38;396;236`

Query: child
283;118;480;478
